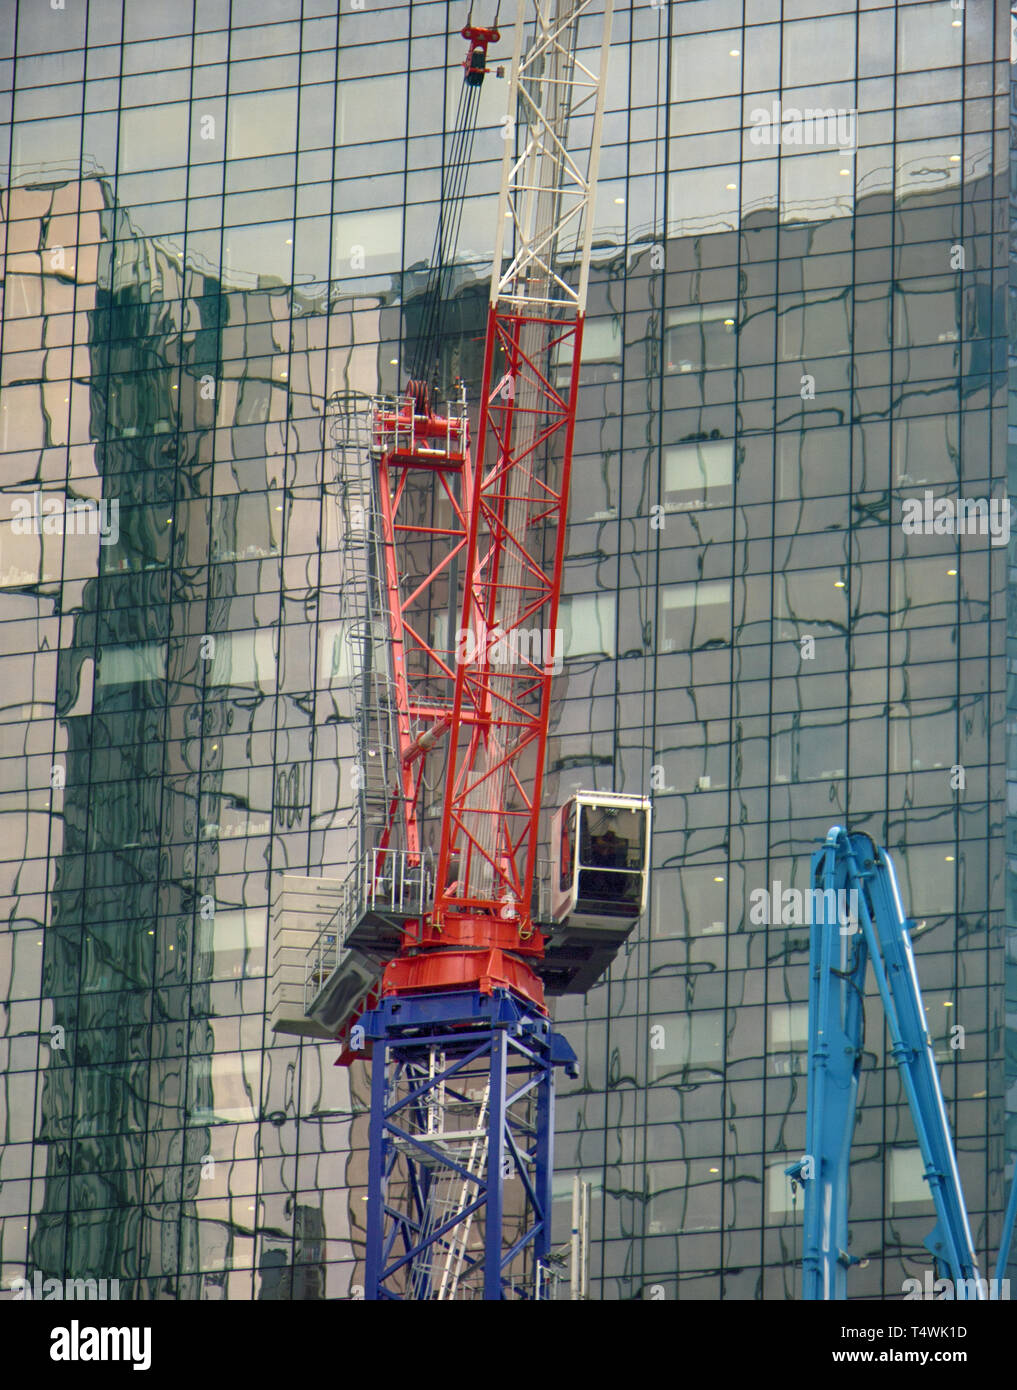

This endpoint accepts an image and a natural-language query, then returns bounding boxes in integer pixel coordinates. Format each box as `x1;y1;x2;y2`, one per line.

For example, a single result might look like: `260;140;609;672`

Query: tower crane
274;1;652;1300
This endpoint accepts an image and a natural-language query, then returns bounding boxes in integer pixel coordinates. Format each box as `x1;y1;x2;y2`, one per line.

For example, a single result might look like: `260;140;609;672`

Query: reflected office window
118;102;190;172
892;845;957;919
893;415;960;486
889;702;955;772
646;1159;721;1235
648;1011;724;1079
555;317;621;382
772;718;846;782
0;517;59;587
208;632;277;688
768;1003;809;1051
226;89;298;160
670;30;743;102
211;494;280;562
890;1147;933;1208
95;642;167;688
337;74;407;145
778;288;851;359
102;504;173;574
560;593;616;659
196;909;267;980
666;304;736;372
319;618;390;690
319;622;357;687
777;427;850;500
893;279;959;350
774;569;847;640
653;866;727;938
660;580;730;651
898;0;964;72
663;438;733;509
333;207;404;276
892;555;957;630
188;1053;259;1126
768;1003;808;1078
12;114;82;177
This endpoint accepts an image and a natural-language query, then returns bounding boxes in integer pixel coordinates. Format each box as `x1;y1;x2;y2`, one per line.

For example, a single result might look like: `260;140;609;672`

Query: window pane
893;279;959;349
561;593;616;658
898;2;964;72
333;207;403;275
211;495;280;561
768;1003;809;1050
661;580;731;650
557;317;622;368
649;1012;724;1077
226;89;298;160
890;704;955;773
653;865;727;938
664;439;733;506
666;304;737;371
647;1160;721;1235
209;632;277;688
774;569;846;639
12;115;81;177
779;288;851;359
338;74;407;145
188;1053;259;1125
890;1148;932;1206
95;642;167;686
892;556;956;630
777;427;849;500
318;620;367;687
196;908;267;979
768;1161;798;1217
119;103;189;173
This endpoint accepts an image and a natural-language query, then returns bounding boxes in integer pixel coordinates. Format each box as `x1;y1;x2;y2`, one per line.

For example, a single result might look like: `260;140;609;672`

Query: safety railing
302;864;360;1011
532;858;555;923
362;844;433;921
369;394;416;456
302;848;434;1011
369;393;468;461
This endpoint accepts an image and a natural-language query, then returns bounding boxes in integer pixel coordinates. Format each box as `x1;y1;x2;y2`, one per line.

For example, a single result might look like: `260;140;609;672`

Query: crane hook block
461;25;500;87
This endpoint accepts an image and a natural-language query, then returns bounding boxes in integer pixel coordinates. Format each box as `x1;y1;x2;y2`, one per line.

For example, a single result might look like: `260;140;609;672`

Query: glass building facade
0;0;1013;1300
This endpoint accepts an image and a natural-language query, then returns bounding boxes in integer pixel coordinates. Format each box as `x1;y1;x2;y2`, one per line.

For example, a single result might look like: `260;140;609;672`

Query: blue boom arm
786;826;984;1299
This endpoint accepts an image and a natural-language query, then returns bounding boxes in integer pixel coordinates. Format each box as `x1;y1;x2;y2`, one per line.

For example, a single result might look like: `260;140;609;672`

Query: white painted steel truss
490;0;614;316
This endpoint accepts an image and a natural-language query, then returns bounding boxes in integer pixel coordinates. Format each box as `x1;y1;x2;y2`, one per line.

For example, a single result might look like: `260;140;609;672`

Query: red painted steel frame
370;400;473;855
349;308;584;1024
384;305;585;1008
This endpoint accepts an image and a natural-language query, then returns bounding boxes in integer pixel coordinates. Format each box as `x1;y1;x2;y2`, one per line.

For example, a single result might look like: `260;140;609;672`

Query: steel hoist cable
409;9;498;391
409;78;482;388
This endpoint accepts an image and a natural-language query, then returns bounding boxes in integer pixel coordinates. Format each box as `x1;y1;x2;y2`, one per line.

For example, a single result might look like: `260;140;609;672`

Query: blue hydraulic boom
786;826;985;1300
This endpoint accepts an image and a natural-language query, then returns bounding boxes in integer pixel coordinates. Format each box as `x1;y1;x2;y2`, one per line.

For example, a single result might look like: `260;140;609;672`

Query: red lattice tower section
379;308;584;1012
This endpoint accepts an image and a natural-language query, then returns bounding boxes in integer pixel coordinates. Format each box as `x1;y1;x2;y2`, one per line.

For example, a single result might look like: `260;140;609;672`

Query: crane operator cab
542;792;652;995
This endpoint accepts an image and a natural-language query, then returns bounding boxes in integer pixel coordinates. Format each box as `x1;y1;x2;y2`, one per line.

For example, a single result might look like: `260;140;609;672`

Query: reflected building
0;0;1012;1300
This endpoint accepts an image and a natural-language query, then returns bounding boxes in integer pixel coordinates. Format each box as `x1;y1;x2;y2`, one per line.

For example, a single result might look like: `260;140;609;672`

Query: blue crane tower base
358;989;578;1300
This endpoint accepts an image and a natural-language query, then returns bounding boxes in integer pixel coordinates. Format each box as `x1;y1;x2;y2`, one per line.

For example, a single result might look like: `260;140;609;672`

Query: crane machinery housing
272;1;652;1300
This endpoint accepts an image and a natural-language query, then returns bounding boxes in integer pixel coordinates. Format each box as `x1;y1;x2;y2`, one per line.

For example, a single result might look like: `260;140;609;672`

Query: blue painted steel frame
359;989;577;1300
787;826;984;1299
994;1157;1017;1283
